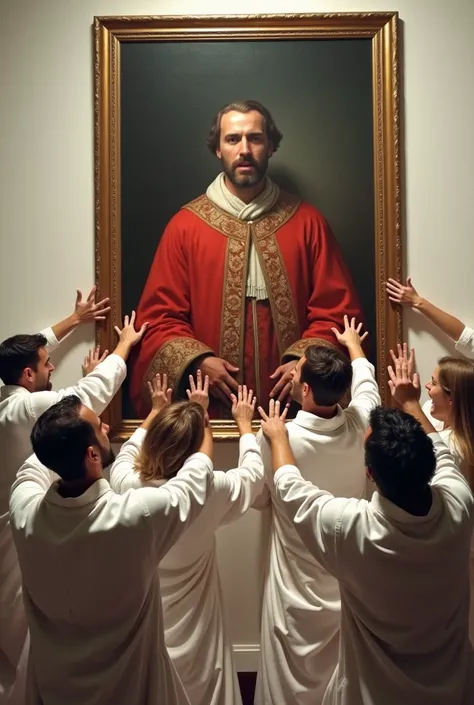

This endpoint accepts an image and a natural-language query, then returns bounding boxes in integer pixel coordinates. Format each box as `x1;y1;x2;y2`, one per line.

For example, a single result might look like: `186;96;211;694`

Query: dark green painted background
120;39;375;417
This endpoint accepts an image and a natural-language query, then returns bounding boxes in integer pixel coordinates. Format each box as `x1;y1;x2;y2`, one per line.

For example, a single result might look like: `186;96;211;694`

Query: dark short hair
0;333;47;385
31;395;97;482
300;344;353;406
206;100;283;154
365;407;436;499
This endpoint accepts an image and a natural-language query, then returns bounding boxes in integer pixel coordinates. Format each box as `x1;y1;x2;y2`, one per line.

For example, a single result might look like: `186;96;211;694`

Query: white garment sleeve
455;326;474;360
273;464;351;576
9;454;58;521
345;357;381;429
429;433;474;520
25;353;127;422
108;428;146;492
128;453;214;562
212;433;265;525
39;327;60;353
251;429;272;510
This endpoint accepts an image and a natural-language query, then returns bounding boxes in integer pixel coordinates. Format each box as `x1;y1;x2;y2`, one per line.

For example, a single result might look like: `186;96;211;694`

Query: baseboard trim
234;644;260;671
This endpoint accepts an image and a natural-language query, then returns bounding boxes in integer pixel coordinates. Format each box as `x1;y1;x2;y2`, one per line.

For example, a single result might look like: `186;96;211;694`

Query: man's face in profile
290;357;305;404
216;110;273;188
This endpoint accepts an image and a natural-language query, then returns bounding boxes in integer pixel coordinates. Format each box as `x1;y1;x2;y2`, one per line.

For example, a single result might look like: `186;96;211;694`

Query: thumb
407;276;412;287
75;289;82;305
413;372;420;389
388;380;395;396
269;368;281;378
224;361;239;372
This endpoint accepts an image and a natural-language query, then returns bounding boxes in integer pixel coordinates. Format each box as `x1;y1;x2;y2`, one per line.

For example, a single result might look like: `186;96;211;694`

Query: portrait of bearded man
129;100;362;418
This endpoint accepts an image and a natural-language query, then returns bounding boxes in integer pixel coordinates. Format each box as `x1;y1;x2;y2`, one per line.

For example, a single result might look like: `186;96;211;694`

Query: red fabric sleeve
129;217;213;415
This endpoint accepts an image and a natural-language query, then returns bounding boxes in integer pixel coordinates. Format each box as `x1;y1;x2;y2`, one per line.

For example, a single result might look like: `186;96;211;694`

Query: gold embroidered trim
282;337;339;362
183;191;302;371
143;337;214;402
219;234;249;371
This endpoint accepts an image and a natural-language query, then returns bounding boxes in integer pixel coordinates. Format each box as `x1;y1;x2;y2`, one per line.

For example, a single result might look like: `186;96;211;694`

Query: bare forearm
199;427;213;461
270;436;297;474
415;298;465;342
141;409;159;431
51;313;81;342
402;400;437;435
346;343;365;362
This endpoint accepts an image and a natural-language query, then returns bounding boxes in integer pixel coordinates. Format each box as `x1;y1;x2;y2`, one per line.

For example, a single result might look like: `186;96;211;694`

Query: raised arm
386;277;474;358
213;386;264;524
137;453;214;562
258;400;347;575
28;312;147;421
49;286;111;343
332;315;381;426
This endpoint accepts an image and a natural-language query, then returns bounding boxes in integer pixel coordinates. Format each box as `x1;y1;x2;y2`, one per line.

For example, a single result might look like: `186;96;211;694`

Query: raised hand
388;343;421;406
385;277;421;308
114;311;148;347
197;357;239;407
269;361;296;402
331;315;368;349
82;346;108;376
231;385;257;435
258;399;290;442
148;373;173;413
187;369;210;410
74;286;111;324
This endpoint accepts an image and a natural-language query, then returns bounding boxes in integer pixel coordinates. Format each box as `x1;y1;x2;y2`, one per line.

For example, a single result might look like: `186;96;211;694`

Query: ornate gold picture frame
94;13;401;441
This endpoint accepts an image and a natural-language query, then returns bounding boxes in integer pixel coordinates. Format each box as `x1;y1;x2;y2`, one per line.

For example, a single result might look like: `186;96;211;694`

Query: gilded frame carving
94;12;402;442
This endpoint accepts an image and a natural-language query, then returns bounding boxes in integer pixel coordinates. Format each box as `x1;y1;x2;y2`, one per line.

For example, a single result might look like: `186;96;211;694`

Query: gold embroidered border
183;194;248;241
282;337;338;362
219;235;249;370
253;193;301;357
183;192;303;368
143;337;214;402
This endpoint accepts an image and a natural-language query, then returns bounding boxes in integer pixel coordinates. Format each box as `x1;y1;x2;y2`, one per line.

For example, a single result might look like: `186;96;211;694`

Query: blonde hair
135;401;205;482
438;356;474;488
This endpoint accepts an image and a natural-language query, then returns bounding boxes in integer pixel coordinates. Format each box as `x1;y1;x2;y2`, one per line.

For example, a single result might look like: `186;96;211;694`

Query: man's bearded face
217;110;273;189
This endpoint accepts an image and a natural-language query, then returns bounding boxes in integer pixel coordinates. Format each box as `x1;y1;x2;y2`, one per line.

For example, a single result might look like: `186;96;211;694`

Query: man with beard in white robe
254;316;380;704
9;394;215;705
0;288;141;705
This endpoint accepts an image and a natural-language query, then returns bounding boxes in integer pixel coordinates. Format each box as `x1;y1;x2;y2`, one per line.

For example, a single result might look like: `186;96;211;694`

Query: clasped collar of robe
46;478;111;508
292;408;345;433
371;489;441;525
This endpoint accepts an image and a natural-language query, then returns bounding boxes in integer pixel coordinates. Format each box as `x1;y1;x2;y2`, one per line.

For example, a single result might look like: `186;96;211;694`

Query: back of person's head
136;401;205;482
301;344;353;406
438;356;474;485
365;407;436;500
31;395;97;482
0;333;47;385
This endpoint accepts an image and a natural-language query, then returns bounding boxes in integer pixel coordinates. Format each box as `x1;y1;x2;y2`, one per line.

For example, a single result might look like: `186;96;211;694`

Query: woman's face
425;366;452;424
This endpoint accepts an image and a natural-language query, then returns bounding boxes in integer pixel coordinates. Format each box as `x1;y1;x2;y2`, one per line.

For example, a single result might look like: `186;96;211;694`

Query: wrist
412;295;424;310
401;398;421;412
68;312;81;328
237;421;253;435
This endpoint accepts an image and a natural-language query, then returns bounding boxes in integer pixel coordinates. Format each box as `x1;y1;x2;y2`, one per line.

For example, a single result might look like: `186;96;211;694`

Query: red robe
129;192;362;417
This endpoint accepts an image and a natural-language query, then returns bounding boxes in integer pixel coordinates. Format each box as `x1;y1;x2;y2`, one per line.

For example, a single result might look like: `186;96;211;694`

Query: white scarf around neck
206;173;281;300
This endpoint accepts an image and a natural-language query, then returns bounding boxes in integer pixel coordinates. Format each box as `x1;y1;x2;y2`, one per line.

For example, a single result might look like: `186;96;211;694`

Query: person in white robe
254;316;380;705
387;276;474;643
0;289;143;705
9;392;215;705
109;371;265;705
257;347;474;705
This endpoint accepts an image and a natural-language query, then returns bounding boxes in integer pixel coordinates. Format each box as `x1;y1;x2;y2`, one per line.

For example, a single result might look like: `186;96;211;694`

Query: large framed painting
94;12;402;441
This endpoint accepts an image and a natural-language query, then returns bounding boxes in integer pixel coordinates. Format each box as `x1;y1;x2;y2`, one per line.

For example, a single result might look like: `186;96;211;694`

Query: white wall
1;0;473;669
